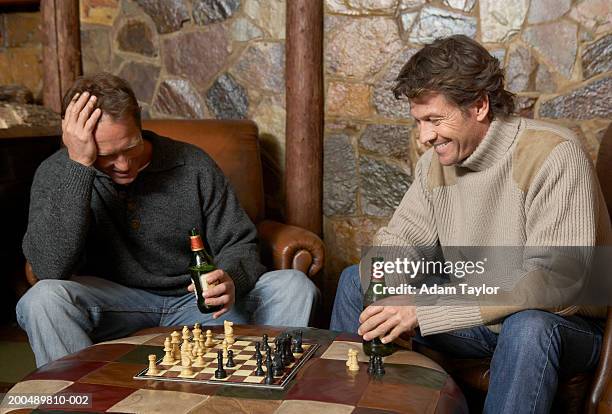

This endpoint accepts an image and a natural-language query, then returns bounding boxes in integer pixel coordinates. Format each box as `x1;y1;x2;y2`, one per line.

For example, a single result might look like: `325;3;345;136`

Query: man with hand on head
17;72;318;367
331;35;610;413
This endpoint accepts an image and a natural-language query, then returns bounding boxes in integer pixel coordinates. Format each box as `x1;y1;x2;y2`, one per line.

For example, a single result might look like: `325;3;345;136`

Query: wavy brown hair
61;72;141;128
393;35;514;120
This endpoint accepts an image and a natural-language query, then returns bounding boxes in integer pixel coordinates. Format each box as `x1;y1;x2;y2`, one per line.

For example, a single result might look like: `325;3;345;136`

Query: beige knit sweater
374;116;612;336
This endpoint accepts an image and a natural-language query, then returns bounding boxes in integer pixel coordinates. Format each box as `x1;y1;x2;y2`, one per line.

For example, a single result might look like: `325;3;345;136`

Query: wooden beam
285;0;324;236
41;0;81;113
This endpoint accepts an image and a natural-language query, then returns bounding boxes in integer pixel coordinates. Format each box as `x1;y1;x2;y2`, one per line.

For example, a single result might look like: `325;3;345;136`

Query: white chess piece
178;355;194;377
205;329;214;347
147;354;159;375
162;337;174;364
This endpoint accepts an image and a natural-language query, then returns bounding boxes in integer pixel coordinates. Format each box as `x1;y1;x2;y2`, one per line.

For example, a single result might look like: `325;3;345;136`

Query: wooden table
2;325;467;413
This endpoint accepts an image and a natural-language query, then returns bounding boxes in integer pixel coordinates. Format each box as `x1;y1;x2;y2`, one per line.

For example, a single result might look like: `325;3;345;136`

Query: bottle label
190;235;204;251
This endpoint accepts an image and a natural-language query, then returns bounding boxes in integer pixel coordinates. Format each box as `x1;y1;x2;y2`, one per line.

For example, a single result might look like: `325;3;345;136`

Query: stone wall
0;11;43;101
322;0;612;288
79;0;287;215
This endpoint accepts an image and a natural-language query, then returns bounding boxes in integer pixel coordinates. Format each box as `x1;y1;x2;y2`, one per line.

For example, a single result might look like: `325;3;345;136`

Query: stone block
515;95;537;119
5;12;40;47
326;17;402;80
582;34;612;79
443;0;476;12
205;73;248;120
326;0;398;15
117;61;160;104
80;0;119;26
327;82;371;118
373;48;416;119
163;26;231;88
117;20;157;57
359;156;411;217
233;42;284;93
152;78;206;118
193;0;240;25
539;76;611;120
324;134;358;216
569;0;611;35
535;64;557;93
409;6;477;44
135;0;189;34
527;0;570;24
81;26;111;75
522;20;578;79
480;0;528;43
231;18;264;42
359;124;412;161
244;0;285;39
505;43;535;92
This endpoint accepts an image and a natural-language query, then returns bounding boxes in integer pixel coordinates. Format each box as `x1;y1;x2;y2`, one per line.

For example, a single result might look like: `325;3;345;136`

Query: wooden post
285;0;323;236
41;0;81;113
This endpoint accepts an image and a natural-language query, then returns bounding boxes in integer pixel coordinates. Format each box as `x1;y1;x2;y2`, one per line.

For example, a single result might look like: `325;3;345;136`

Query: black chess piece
367;354;375;375
273;348;284;376
291;330;304;353
264;353;274;384
262;334;270;353
226;349;235;368
255;352;264;376
215;350;227;379
284;337;295;363
255;342;263;360
374;355;385;376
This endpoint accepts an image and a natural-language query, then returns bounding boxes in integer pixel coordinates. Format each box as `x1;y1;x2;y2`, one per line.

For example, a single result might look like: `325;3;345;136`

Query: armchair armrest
25;261;38;286
257;219;324;278
586;306;612;413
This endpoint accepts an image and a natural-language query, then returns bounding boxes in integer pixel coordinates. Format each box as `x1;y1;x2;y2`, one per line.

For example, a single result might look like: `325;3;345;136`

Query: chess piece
226;349;236;367
367;354;375;375
171;331;181;359
191;337;200;358
162;337;174;364
222;339;228;359
181;329;190;355
192;325;202;348
193;347;206;367
182;325;190;340
262;334;270;353
348;349;359;372
147;354;159;375
374;355;385;376
264;353;274;384
215;350;227;379
283;337;295;363
255;342;263;360
291;331;304;353
224;320;235;345
273;348;284;376
178;355;194;377
255;352;264;376
205;329;214;348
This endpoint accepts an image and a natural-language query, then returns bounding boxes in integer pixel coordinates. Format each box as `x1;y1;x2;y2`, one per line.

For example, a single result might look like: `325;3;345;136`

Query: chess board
133;334;319;389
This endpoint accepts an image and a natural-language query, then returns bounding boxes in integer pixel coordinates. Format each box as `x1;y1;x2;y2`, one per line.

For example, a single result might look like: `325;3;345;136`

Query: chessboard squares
320;341;368;363
275;400;355;414
117;345;164;365
106;388;209;414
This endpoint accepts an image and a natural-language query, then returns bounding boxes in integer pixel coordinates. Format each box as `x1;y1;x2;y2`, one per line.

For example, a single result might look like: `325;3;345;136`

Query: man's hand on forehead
61;91;103;167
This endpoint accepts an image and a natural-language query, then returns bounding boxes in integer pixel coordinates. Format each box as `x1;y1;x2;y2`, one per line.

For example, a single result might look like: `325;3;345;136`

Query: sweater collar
457;116;522;172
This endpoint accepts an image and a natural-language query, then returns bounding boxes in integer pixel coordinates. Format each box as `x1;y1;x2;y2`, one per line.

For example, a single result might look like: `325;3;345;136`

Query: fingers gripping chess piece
162;337;174;364
147;354;159;375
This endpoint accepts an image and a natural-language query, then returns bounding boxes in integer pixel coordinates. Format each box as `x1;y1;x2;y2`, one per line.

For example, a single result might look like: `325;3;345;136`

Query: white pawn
193;347;206;368
205;329;214;348
171;331;181;360
162;337;174;364
147;354;159;375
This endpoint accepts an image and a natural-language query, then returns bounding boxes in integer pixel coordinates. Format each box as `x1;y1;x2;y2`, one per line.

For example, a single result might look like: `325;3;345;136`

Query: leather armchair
25;119;324;285
413;123;612;414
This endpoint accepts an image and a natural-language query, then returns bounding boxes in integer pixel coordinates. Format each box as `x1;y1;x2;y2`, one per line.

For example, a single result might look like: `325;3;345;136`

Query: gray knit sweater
22;131;266;298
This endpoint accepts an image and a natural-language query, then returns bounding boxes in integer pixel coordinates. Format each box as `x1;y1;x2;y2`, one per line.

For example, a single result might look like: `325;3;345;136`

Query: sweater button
127;201;137;211
130;219;140;230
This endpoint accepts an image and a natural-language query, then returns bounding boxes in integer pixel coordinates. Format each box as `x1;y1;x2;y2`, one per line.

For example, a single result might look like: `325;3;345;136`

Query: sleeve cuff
63;159;96;199
416;304;484;336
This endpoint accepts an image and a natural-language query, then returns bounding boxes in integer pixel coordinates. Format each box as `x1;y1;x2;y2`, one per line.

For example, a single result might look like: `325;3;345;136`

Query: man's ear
474;95;490;122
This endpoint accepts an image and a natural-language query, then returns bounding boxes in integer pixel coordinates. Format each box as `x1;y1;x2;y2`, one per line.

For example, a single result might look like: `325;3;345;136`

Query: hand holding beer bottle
188;228;223;314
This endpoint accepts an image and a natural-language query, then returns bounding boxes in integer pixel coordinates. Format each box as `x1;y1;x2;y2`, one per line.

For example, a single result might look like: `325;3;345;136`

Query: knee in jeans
338;265;360;291
500;310;557;344
16;279;75;323
283;270;318;302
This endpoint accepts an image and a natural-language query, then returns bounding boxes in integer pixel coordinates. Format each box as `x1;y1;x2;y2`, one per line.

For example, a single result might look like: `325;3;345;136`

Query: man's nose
418;124;437;145
114;154;129;171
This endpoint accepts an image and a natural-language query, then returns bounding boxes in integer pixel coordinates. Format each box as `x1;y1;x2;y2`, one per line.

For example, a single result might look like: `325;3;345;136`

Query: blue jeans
331;265;604;414
17;269;318;367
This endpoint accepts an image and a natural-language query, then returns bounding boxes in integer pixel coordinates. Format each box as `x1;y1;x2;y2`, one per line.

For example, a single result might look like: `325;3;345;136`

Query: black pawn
273;348;284;376
284;338;295;363
264;353;274;384
367;354;375;375
255;352;264;376
374;355;385;376
226;349;235;368
215;350;227;379
262;334;270;353
292;331;304;353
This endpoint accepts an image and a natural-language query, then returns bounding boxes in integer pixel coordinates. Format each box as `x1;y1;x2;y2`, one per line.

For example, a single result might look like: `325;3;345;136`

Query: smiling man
17;73;318;367
331;35;610;413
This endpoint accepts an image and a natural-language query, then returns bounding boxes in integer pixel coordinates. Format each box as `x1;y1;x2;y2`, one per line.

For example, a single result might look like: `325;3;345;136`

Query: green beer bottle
189;228;222;314
363;257;396;357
